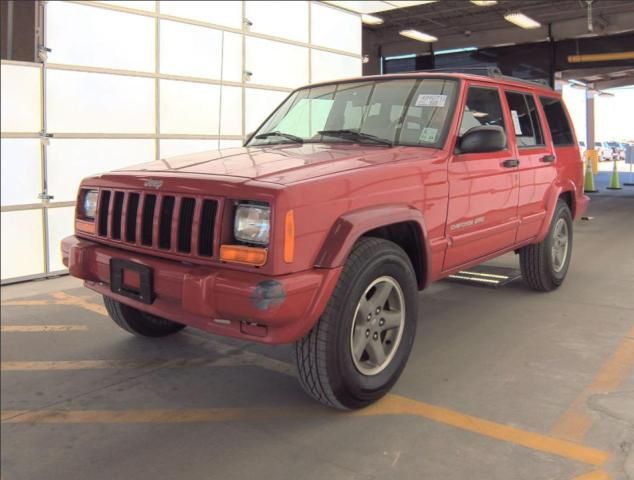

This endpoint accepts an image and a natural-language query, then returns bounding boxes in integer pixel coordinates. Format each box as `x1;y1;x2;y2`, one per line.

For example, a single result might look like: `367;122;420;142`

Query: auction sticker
421;127;438;142
415;94;447;107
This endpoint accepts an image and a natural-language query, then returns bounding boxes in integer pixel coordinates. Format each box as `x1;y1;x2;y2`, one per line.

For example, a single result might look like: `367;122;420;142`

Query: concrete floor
2;189;633;480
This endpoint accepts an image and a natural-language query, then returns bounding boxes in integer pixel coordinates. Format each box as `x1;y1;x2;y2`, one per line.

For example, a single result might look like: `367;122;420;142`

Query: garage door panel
47;69;155;134
160;139;220;158
160;80;220;135
245;88;289;134
46;206;75;272
245;1;309;43
311;3;361;55
0;64;41;133
160;20;223;80
47;1;155;72
1;210;45;280
311;50;362;83
220;86;243;136
96;1;157;12
47;139;155;203
1;139;42;207
245;37;308;89
159;1;242;29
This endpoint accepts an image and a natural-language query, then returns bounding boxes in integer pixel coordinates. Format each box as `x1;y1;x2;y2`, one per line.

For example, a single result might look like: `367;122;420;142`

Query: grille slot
158;196;175;249
177;198;196;253
141;194;156;246
125;193;140;242
198;200;217;256
98;190;111;236
111;191;125;240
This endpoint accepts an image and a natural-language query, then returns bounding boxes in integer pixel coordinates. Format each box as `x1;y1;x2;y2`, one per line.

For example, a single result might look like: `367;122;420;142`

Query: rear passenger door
443;83;519;271
503;90;556;242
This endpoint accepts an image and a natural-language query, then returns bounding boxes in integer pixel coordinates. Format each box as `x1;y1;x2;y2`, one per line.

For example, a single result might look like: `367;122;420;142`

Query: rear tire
294;237;418;410
519;200;573;292
103;296;186;337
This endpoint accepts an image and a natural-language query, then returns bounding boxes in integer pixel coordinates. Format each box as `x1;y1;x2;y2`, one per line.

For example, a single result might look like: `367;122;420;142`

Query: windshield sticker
421;127;438;143
415;94;447;108
511;110;522;135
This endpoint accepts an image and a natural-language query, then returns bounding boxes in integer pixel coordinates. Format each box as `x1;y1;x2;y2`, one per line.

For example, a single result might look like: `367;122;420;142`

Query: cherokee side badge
143;179;163;189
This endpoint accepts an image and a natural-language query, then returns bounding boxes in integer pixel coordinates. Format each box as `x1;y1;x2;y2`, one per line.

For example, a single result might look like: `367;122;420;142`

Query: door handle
541;154;556;163
502;159;520;168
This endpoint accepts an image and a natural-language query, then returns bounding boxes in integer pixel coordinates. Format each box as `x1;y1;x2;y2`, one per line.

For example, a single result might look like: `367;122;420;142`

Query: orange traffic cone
606;158;622;190
584;159;597;193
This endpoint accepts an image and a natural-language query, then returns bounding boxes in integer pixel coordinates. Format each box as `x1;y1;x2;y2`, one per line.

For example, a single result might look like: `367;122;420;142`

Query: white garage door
0;1;362;283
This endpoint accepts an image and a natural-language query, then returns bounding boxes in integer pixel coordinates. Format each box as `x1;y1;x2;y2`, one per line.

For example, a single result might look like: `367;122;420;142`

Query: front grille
95;189;219;259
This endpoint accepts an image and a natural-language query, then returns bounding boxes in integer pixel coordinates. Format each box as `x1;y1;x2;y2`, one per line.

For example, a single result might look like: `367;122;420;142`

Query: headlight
234;203;270;245
81;189;98;220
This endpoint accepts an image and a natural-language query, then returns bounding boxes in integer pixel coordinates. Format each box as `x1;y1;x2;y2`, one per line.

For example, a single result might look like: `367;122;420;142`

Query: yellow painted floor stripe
1;300;51;306
2;358;221;371
50;291;108;316
551;326;634;442
355;395;610;466
1;393;610;466
0;325;88;332
572;470;611;480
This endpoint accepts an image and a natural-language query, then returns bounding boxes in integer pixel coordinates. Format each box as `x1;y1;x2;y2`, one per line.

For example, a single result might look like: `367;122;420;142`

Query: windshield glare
248;78;458;148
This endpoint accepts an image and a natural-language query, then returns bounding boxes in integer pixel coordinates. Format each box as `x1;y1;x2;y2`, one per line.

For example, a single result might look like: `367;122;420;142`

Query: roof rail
420;66;553;89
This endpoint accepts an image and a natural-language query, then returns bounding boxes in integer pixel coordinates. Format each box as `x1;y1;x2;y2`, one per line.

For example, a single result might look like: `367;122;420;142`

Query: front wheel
519;199;573;292
103;296;186;337
294;237;418;410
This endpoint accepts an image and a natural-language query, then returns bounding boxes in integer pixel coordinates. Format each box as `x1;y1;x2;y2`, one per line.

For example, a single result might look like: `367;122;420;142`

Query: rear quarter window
539;97;574;146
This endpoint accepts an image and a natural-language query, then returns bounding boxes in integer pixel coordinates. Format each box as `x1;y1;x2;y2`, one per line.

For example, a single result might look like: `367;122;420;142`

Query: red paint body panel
64;72;589;344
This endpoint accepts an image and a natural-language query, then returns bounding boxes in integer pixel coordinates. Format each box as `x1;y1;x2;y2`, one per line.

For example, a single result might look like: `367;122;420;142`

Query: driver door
442;82;520;271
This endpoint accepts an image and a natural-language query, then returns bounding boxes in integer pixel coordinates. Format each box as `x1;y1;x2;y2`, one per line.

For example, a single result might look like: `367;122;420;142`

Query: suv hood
118;144;440;185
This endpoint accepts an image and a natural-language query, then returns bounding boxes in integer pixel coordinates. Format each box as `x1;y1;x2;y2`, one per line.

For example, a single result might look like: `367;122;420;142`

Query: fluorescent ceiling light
384;53;417;60
400;29;438;42
435;46;477;55
504;12;541;29
361;13;384;24
470;0;498;6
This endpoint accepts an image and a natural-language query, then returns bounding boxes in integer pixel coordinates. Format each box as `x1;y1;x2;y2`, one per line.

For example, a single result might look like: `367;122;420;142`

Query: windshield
247;78;459;149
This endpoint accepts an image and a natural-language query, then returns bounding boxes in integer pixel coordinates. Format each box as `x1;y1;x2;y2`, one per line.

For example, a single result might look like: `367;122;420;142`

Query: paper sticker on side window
511;110;522;135
415;94;447;107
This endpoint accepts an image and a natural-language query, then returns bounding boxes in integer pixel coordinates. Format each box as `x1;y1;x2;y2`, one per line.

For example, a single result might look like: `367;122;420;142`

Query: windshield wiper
254;131;303;144
318;129;393;147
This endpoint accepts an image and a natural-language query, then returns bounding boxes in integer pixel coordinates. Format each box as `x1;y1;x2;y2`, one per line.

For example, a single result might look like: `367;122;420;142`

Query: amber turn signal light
284;210;295;263
76;219;96;234
220;245;267;266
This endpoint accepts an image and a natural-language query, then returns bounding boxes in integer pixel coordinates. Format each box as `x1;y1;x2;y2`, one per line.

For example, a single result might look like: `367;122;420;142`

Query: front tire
103;296;186;337
294;237;418;410
519;200;573;292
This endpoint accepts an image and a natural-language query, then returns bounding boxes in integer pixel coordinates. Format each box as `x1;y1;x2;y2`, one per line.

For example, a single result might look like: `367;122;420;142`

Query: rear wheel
519;200;573;292
103;296;186;337
294;237;418;410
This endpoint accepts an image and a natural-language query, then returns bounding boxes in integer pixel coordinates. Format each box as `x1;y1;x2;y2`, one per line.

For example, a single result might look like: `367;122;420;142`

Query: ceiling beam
591;76;634;90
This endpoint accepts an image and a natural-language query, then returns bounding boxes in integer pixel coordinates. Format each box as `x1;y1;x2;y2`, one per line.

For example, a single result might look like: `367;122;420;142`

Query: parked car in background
578;140;586;158
608;141;624;160
595;141;613;161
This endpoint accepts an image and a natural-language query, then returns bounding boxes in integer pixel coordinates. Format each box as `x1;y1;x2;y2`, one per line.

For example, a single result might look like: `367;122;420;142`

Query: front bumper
61;236;341;344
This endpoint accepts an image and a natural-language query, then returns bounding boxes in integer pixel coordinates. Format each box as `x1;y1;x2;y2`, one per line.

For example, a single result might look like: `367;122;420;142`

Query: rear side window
459;87;506;137
505;91;544;147
539;97;574;145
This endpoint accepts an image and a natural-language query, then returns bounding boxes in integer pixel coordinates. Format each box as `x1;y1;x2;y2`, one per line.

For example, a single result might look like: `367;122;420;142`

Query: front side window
505;91;544;147
248;78;459;148
540;97;574;146
459;87;507;139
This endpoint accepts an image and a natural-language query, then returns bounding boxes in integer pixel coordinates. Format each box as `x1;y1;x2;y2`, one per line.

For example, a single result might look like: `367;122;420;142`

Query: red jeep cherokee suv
62;73;589;409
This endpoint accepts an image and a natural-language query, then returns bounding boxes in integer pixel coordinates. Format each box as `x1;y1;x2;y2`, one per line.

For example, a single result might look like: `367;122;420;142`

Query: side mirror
458;125;506;154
